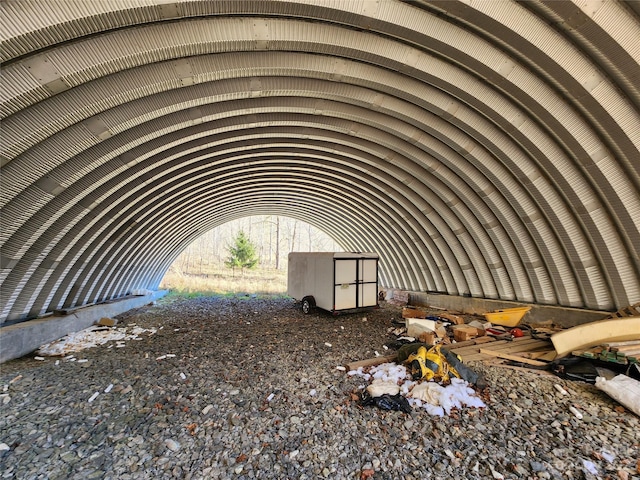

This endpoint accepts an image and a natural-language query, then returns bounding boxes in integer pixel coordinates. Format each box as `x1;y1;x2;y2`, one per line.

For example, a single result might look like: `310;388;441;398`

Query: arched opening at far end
160;215;343;295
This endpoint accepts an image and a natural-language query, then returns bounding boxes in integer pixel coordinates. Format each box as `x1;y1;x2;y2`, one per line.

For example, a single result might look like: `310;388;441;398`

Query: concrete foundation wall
408;292;608;328
0;291;168;364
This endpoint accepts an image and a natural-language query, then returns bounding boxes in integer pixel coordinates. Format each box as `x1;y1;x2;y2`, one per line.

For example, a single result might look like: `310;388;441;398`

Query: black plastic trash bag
360;391;412;413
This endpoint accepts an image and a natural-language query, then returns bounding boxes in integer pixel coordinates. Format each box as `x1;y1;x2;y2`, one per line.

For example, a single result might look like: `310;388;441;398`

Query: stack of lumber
444;335;555;365
574;340;640;365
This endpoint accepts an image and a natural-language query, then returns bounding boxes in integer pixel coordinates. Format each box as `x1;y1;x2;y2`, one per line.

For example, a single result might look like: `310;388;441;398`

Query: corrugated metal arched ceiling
1;0;639;323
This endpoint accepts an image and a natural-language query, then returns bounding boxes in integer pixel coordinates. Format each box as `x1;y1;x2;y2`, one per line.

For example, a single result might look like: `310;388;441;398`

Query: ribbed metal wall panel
591;1;640;60
1;0;639;323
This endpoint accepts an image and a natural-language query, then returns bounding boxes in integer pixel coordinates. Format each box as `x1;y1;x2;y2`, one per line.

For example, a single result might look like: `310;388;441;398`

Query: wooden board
449;340;512;357
551;317;640;357
604;340;640;348
487;340;552;354
615;348;640;356
478;349;549;366
526;350;555;359
443;336;495;350
454;337;551;362
537;351;558;361
611;344;640;352
345;354;397;371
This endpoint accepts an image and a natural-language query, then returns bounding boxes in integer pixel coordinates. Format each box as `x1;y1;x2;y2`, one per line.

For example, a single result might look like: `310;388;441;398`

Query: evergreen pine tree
225;230;259;276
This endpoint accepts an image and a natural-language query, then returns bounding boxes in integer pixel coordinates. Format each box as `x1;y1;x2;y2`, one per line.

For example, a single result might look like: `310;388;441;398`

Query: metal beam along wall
1;0;639;323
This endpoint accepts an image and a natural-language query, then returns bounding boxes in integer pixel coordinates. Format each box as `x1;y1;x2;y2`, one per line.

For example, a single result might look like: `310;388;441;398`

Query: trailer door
333;256;378;311
358;257;378;307
334;259;357;310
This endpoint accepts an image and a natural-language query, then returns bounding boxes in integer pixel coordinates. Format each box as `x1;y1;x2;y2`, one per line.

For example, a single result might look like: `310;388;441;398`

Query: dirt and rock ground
0;295;638;479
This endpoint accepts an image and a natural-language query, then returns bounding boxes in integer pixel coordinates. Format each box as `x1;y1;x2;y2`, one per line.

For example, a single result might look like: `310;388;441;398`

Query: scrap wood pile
574;340;640;365
345;298;640;417
392;304;559;369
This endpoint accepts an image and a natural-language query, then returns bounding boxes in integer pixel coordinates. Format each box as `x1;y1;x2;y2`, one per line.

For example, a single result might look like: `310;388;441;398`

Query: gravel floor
0;295;638;480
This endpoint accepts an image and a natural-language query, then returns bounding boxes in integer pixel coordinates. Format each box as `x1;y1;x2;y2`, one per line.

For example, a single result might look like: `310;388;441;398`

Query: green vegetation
160;265;287;296
225;230;259;276
159;215;342;296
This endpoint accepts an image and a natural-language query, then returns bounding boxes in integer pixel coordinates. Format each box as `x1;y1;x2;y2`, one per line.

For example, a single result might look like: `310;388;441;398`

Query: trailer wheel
301;297;315;314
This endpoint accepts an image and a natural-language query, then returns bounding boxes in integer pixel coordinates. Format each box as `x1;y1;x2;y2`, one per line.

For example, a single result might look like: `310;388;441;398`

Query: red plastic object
510;328;524;338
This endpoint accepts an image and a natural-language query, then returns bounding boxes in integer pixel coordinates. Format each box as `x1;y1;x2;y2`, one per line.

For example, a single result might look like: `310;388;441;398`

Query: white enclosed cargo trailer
287;252;379;314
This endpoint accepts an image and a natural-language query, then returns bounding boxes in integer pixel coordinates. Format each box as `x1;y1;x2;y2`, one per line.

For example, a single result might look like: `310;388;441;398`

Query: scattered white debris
88;392;99;403
55;360;60;366
370;363;407;384
374;351;380;357
266;393;275;402
309;389;317;396
382;345;389;350
164;438;180;452
202;404;214;415
156;355;166;360
104;384;114;393
490;464;505;480
340;326;344;330
289;450;299;459
77;359;88;363
352;363;486;417
582;459;598;475
34;356;45;361
569;406;583;419
324;342;332;348
410;382;444;405
554;384;569;396
397;336;415;342
366;380;400;397
37;325;157;356
9;375;22;384
600;449;615;463
0;443;10;451
180;373;186;380
166;354;176;358
408;379;487;417
348;367;371;381
335;366;346;371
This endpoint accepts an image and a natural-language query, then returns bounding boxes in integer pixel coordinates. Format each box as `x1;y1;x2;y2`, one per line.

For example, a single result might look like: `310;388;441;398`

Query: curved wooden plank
551;317;640;358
